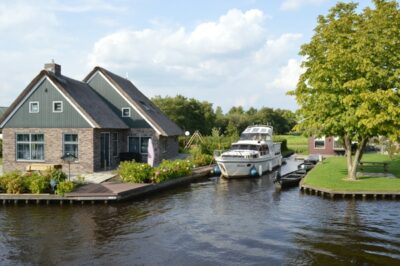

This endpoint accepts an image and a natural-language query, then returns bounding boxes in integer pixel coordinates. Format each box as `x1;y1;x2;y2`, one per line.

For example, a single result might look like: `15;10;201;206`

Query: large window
64;134;79;159
16;134;44;161
112;132;118;157
128;136;150;154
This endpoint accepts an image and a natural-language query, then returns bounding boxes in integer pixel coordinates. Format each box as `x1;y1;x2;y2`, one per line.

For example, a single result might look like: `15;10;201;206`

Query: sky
0;0;372;112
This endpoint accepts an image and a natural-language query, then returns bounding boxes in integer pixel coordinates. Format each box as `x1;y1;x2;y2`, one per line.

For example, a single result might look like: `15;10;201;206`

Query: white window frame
314;137;326;149
121;107;131;117
16;133;45;161
63;133;79;161
52;101;63;113
29;101;39;113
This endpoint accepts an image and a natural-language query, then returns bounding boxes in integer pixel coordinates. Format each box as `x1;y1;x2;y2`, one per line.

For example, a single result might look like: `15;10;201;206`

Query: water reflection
0;158;399;265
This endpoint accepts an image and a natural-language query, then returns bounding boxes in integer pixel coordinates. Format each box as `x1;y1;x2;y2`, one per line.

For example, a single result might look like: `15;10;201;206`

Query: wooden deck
0;165;214;205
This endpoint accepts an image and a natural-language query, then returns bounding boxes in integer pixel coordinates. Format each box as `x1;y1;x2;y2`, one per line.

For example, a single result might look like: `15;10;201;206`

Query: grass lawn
277;134;308;155
0;157;2;165
302;153;400;192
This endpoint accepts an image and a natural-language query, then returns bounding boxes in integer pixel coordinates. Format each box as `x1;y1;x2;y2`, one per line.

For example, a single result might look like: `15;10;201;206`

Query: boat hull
215;156;282;178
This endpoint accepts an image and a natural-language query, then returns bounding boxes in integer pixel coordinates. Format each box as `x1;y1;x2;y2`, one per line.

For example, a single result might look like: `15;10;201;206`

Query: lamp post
185;131;190;148
61;152;76;181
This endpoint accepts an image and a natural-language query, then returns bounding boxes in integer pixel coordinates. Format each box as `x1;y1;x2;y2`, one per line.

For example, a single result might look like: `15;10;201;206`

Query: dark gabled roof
0;71;128;129
46;72;128;129
0;107;7;119
84;67;183;136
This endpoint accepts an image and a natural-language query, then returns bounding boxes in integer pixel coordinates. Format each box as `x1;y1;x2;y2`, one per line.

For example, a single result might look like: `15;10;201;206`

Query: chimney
44;60;61;76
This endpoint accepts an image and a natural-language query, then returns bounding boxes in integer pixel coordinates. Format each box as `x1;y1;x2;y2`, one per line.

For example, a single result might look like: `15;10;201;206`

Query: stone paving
71;171;117;184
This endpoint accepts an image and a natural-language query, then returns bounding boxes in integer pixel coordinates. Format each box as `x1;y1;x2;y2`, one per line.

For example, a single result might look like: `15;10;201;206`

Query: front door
100;133;110;169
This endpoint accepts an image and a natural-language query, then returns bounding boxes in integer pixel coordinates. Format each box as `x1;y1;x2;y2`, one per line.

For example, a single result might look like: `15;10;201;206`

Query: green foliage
0;171;25;193
0;138;2;158
190;146;214;167
0;170;70;194
153;159;192;183
45;169;67;183
152;95;216;135
55;181;75;196
198;129;239;155
289;0;400;179
152;95;297;136
118;161;153;183
25;172;50;194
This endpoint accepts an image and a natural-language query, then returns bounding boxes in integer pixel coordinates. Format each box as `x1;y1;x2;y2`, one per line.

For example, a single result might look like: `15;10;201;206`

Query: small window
53;101;63;113
29;102;39;113
122;107;131;117
314;138;325;149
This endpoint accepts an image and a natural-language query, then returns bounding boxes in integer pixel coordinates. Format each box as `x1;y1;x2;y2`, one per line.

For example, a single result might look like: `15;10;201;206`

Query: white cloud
89;9;303;111
281;0;327;10
271;59;304;92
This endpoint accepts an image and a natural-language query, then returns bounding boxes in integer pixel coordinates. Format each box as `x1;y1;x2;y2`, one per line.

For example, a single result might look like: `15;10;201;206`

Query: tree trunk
348;138;368;180
344;135;353;179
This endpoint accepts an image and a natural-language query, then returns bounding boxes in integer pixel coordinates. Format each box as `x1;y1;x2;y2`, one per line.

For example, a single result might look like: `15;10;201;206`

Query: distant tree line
152;95;297;136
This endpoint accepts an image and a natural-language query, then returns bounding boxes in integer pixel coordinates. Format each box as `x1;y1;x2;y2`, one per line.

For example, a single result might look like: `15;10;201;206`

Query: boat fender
258;165;262;176
250;166;258;177
213;165;221;175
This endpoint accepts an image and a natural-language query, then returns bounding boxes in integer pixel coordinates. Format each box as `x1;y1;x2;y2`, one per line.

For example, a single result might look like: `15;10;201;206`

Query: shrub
6;176;26;194
118;161;153;183
190;146;213;167
25;172;49;194
45;169;67;182
55;181;75;196
0;171;26;194
153;159;192;183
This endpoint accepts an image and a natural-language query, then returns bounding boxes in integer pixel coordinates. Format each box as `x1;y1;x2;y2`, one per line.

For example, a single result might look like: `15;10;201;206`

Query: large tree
289;0;400;180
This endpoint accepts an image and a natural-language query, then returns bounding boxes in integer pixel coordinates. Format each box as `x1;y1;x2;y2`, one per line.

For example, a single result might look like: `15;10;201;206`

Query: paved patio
71;171;117;184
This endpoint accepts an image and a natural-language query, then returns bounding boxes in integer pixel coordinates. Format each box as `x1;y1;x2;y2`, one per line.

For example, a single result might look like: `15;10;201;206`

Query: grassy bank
277;135;308;155
303;153;400;192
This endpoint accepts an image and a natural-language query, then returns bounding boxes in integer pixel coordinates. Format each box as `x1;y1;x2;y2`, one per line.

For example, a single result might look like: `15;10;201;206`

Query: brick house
308;136;345;155
0;63;182;174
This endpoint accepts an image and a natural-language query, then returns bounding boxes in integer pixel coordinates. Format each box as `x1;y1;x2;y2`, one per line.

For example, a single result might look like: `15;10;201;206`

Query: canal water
0;159;399;265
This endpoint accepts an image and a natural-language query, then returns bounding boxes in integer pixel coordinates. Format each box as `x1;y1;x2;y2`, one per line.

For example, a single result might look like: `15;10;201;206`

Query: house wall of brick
308;136;335;155
2;128;94;174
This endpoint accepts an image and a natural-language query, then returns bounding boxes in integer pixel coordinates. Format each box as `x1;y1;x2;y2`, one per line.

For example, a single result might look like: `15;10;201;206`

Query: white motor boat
214;125;282;178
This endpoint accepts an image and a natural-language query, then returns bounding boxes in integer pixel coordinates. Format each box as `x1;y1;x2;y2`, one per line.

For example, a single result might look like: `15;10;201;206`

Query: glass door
100;133;110;169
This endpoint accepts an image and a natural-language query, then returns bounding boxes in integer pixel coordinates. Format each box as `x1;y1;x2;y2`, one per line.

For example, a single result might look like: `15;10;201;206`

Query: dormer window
122;107;131;117
53;101;63;113
29;101;39;113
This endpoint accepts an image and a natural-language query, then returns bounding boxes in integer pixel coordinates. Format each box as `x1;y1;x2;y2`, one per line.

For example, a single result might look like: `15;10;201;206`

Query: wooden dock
300;184;400;200
0;165;213;205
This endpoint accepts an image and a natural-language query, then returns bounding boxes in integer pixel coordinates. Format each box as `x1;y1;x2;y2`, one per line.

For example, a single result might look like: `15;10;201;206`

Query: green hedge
0;169;70;194
272;136;288;152
118;159;193;184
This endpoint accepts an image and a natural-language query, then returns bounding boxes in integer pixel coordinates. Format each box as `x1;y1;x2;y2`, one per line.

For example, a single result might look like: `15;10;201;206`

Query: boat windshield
231;144;258;151
240;133;270;141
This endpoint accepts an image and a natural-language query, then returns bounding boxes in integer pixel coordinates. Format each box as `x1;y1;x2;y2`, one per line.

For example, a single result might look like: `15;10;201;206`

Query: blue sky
0;0;371;112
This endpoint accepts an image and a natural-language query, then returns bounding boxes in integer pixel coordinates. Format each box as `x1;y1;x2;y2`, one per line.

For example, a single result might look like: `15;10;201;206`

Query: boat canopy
240;126;273;141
